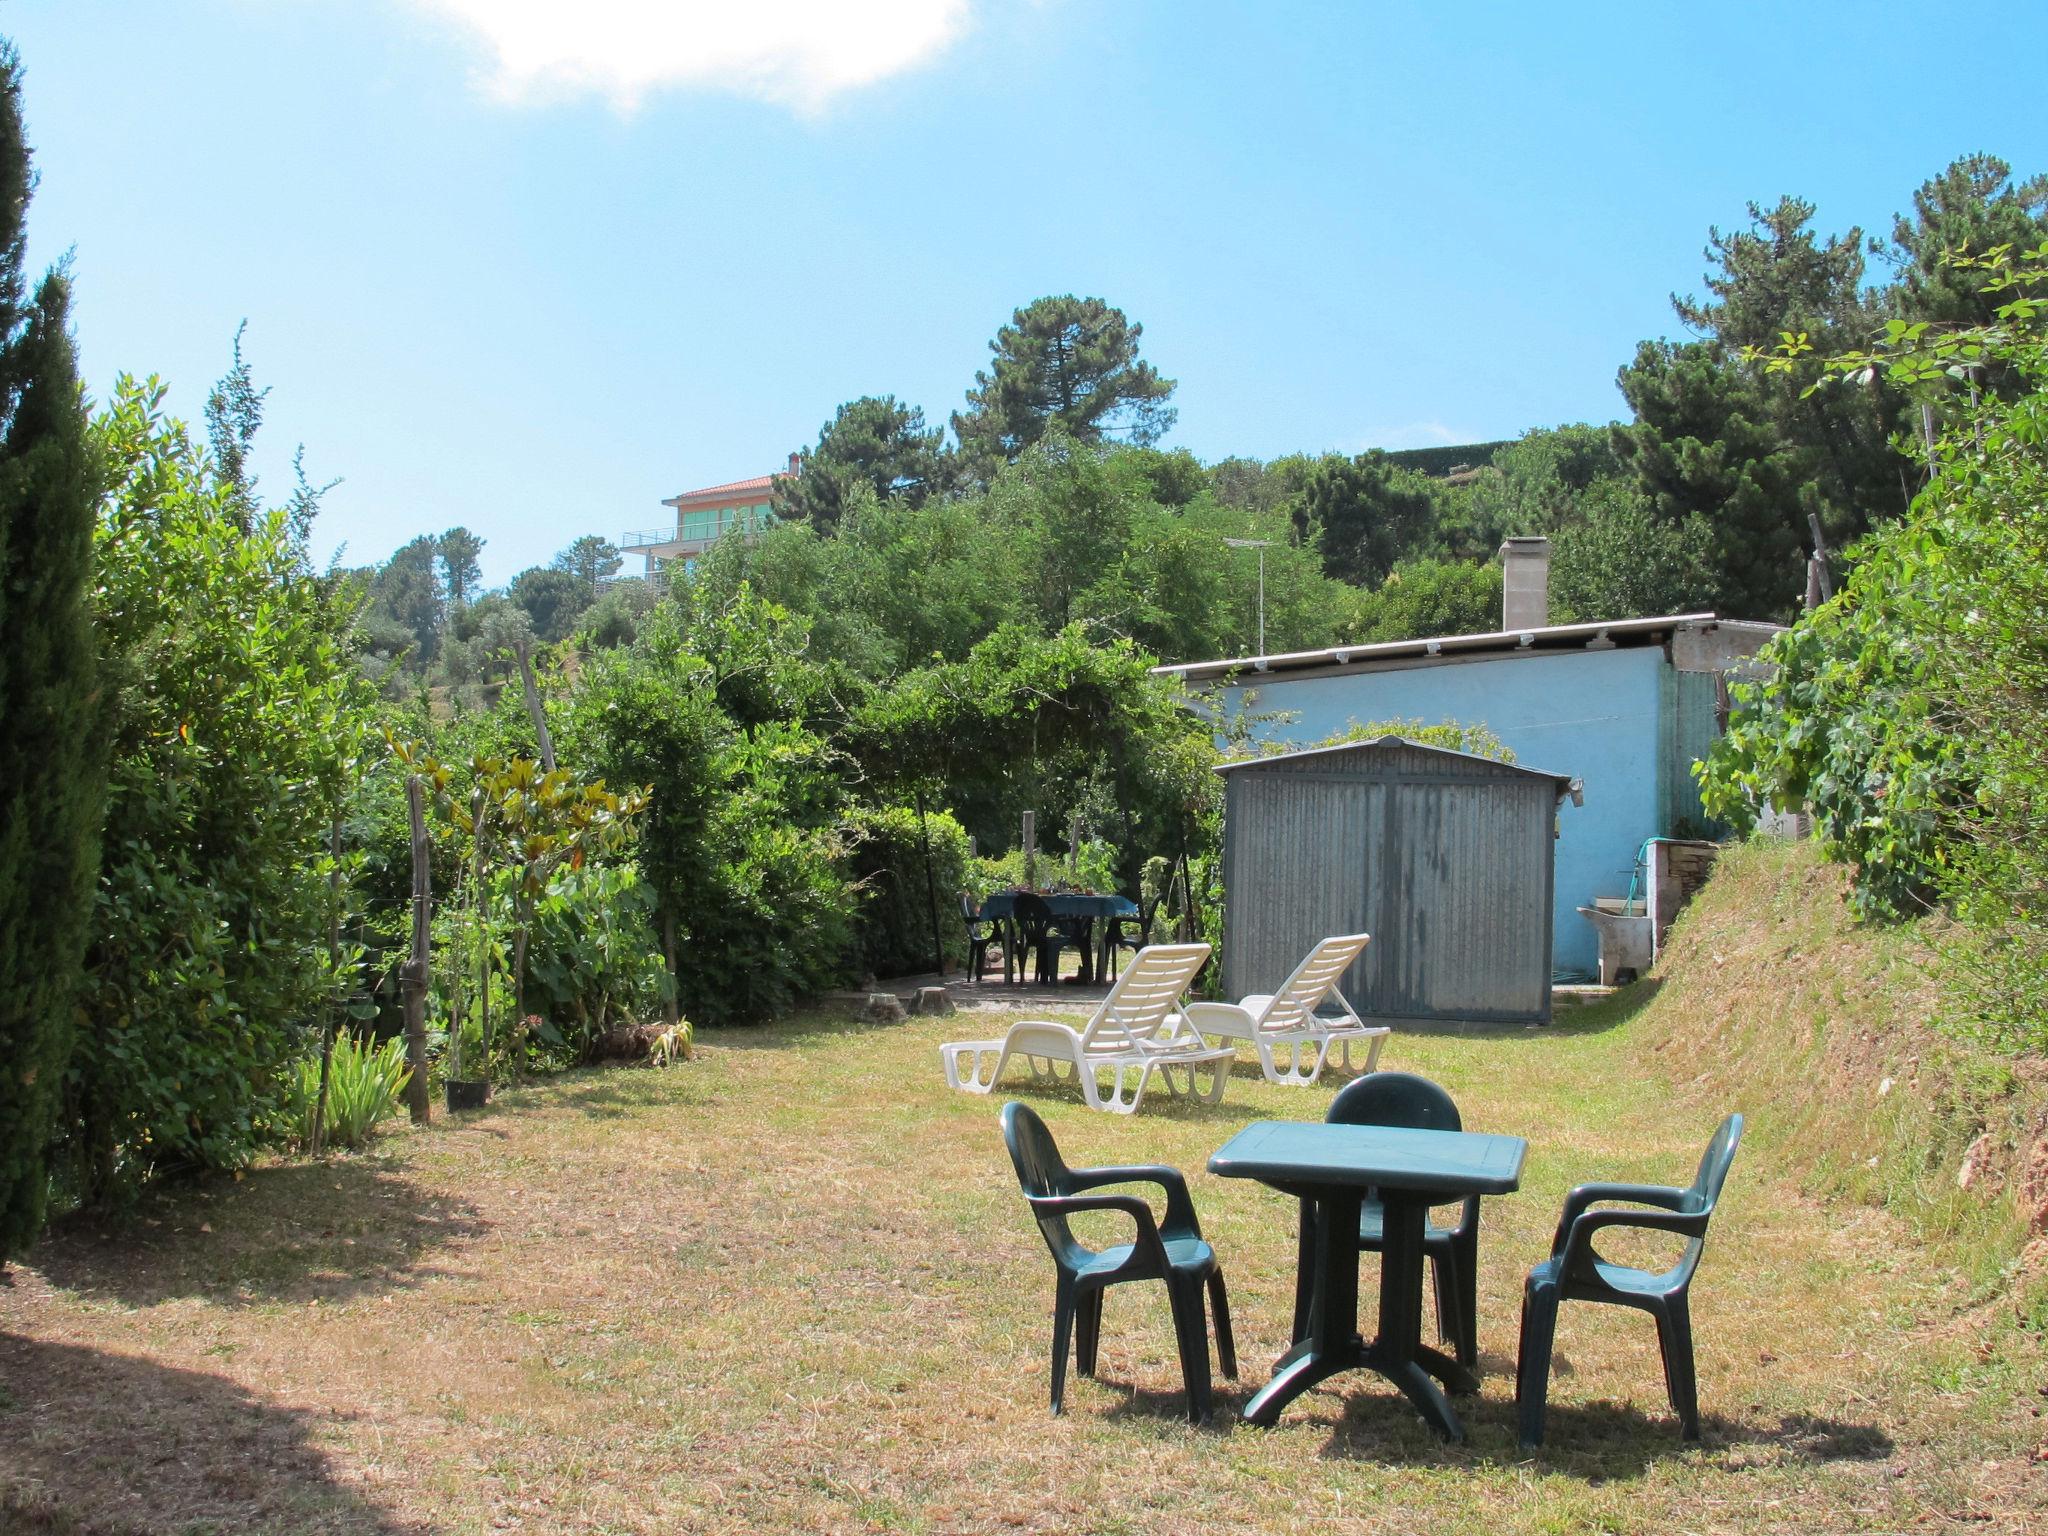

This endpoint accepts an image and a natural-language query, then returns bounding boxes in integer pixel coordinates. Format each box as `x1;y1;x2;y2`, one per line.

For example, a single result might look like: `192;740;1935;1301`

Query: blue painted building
1156;610;1779;978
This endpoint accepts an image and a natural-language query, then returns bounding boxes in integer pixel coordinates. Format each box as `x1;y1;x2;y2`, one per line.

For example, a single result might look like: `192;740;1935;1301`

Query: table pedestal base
1242;1190;1479;1440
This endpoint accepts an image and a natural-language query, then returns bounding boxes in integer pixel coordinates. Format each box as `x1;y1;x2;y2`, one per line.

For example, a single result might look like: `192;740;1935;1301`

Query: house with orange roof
622;453;797;580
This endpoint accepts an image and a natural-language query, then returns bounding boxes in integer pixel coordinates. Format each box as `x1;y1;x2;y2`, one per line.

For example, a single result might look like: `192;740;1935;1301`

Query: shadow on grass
1093;1368;1891;1480
1390;980;1665;1044
0;1333;415;1535
33;1157;483;1310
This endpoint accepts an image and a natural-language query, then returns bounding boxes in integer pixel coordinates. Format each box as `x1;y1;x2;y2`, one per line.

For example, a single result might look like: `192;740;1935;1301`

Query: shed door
1367;780;1552;1021
1223;774;1381;1001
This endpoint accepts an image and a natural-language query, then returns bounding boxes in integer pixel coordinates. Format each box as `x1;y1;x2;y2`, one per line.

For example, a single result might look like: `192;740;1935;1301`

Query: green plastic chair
1292;1072;1482;1369
1000;1101;1237;1422
1516;1112;1745;1448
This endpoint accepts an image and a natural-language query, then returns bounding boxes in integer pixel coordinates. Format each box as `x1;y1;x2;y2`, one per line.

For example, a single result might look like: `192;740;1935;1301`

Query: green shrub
68;380;372;1195
845;804;969;978
281;1033;411;1151
573;603;859;1027
525;863;675;1057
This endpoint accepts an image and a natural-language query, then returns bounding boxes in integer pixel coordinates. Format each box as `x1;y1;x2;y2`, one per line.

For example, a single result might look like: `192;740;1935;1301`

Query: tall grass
282;1032;412;1151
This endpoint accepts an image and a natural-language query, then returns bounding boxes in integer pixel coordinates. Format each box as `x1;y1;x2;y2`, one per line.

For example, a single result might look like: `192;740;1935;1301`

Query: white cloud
403;0;973;113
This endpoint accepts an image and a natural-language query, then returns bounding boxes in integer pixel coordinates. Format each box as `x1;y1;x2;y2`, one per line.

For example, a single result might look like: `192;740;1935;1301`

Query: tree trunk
401;775;432;1125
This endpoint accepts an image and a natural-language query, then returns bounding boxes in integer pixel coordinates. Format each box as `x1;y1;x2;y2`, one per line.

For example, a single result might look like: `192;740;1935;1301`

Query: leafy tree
1081;492;1335;662
1118;445;1206;508
570;603;856;1026
68;378;373;1194
510;563;588;643
953;295;1177;471
1208;452;1318;517
439;525;484;607
577;579;655;650
1453;424;1632;547
846;624;1218;899
1342;558;1502;643
204;320;265;530
1298;451;1445;587
777;394;949;530
991;431;1143;629
0;41;100;1259
1548;492;1720;623
367;533;444;667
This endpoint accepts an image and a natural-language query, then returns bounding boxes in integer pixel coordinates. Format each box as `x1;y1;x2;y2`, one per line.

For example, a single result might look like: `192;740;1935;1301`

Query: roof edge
1212;733;1578;783
1156;612;1759;683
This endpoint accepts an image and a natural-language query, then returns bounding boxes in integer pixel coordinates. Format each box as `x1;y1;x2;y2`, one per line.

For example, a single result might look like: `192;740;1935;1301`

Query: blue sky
13;1;2047;585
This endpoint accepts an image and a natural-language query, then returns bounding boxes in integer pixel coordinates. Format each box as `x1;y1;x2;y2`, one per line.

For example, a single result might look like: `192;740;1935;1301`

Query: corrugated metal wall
1220;743;1558;1026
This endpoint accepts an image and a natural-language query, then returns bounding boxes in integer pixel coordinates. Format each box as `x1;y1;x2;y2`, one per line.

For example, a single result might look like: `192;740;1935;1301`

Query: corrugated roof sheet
1154;613;1726;683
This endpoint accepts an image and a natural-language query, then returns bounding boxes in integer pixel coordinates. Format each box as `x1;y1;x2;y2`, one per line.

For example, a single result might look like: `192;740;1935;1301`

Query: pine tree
0;40;102;1261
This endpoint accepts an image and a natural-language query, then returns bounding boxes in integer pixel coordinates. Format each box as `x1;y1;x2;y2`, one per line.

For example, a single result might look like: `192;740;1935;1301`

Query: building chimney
786;450;801;478
1500;536;1550;631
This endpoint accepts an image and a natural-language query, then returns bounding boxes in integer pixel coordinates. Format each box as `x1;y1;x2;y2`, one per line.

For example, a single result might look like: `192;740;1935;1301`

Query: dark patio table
977;891;1139;984
1208;1120;1527;1439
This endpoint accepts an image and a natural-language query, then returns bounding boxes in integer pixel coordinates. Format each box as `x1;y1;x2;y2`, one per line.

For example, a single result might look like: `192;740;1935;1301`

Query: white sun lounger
1178;933;1387;1086
938;942;1231;1114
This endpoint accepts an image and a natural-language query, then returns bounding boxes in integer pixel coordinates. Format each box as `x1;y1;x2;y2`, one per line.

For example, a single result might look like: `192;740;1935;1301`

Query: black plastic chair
1292;1072;1482;1370
1000;1101;1236;1421
1010;892;1065;986
959;892;997;982
1101;898;1156;982
1516;1112;1744;1448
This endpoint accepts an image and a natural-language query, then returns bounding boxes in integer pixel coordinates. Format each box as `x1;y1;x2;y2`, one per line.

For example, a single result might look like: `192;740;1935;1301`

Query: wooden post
514;640;557;773
1021;810;1036;889
1068;811;1082;882
401;775;433;1125
310;813;342;1154
1805;513;1833;604
915;788;946;976
661;908;680;1031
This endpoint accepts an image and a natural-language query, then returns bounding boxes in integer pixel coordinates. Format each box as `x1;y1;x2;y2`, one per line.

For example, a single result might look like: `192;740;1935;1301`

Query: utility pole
1223;537;1274;655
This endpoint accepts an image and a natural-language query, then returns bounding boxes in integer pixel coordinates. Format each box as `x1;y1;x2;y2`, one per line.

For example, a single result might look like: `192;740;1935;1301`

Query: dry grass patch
3;969;2044;1533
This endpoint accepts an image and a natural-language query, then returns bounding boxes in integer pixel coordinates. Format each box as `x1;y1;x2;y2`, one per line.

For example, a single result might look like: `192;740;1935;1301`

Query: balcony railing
620;526;679;550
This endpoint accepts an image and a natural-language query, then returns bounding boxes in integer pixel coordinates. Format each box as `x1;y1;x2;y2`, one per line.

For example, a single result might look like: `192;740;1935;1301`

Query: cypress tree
0;39;101;1261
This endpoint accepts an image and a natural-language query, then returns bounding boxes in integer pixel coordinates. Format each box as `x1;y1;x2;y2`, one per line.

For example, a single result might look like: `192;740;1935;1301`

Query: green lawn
2;991;2040;1534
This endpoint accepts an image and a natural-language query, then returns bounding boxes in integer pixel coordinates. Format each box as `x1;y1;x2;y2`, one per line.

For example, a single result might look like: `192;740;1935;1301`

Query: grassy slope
1;839;2044;1534
1636;839;2046;1291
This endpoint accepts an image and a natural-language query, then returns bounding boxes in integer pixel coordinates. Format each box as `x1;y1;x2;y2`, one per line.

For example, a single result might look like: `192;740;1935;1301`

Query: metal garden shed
1216;736;1579;1027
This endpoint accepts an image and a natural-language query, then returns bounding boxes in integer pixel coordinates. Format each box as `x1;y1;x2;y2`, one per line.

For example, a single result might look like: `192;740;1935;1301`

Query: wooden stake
1805;513;1834;602
1021;810;1036;889
514;640;557;773
311;813;342;1154
401;775;433;1125
916;788;946;975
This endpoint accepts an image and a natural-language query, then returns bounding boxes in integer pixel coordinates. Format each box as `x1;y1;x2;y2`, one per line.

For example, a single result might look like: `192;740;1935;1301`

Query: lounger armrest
1027;1192;1165;1256
1558;1205;1709;1281
1066;1164;1201;1238
1180;1001;1256;1041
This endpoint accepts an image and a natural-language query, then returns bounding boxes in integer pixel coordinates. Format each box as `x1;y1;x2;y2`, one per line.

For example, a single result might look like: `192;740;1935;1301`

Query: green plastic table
1209;1120;1527;1439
